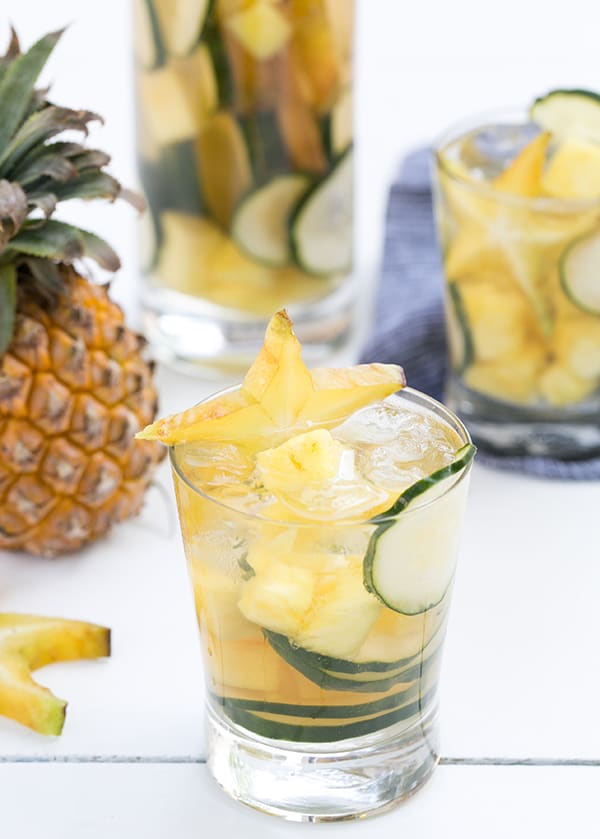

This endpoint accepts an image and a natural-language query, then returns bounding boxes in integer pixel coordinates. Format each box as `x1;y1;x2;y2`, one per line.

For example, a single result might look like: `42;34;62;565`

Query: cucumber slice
218;688;435;742
290;149;353;277
446;282;475;373
531;89;600;143
265;630;440;693
232;175;310;267
203;14;234;108
364;444;476;616
133;0;165;69
560;231;600;316
239;112;290;185
154;0;213;56
213;683;422;720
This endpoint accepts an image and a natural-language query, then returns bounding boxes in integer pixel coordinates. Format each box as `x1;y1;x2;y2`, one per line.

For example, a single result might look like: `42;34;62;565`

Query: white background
3;3;600;837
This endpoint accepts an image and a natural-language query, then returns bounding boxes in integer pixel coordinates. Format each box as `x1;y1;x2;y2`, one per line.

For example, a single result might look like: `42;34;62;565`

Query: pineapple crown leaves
0;28;144;355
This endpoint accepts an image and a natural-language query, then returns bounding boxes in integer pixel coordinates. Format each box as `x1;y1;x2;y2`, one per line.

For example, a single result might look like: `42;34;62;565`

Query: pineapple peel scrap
0;614;110;736
137;310;406;444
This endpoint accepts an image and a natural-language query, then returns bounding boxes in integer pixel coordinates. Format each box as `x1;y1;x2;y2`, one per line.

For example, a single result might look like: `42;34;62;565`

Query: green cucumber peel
219;689;435;743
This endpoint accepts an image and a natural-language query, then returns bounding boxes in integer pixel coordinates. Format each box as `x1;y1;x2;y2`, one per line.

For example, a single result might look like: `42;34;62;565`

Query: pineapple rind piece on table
0;30;164;556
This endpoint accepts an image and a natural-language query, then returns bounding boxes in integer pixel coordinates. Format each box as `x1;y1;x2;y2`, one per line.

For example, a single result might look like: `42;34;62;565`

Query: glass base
446;375;600;459
206;702;439;822
142;283;356;377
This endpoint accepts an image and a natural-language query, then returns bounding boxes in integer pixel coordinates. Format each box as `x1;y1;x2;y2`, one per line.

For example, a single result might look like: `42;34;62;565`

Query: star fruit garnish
0;614;110;735
137;310;406;445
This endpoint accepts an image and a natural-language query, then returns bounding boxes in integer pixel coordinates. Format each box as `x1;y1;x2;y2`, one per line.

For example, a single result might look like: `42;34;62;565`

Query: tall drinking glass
170;387;473;821
132;0;355;372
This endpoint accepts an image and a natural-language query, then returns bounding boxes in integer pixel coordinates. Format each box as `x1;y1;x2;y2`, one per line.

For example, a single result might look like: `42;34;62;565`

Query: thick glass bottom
206;701;439;822
142;282;355;376
446;375;600;459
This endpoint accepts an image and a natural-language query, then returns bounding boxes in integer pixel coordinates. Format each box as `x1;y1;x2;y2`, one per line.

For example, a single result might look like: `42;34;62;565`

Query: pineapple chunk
465;342;547;404
210;639;280;691
238;562;315;636
542;138;600;199
493;132;551;197
294;561;381;659
0;614;110;736
190;563;262;641
553;318;600;380
138;50;217;146
226;2;292;60
539;363;596;406
460;278;537;362
138;310;406;444
256;429;343;492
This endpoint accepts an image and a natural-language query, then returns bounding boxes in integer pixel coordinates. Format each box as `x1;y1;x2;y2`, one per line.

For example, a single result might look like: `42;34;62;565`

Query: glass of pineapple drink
434;97;600;458
140;311;474;821
132;0;354;372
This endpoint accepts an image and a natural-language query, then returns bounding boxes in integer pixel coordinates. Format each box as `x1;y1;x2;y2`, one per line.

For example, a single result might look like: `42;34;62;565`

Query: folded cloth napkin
360;147;600;480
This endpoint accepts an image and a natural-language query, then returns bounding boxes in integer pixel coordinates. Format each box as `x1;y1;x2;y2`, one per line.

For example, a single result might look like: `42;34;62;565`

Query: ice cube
459;122;541;180
184;442;253;486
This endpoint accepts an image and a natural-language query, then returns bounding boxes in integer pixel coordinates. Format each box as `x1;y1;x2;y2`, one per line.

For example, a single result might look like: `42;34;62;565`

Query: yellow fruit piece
196;112;252;228
493;132;551;197
138;310;406;444
209;638;281;691
542;138;600;199
226;2;292;60
0;615;110;736
324;0;354;76
465;343;547;404
553;317;600;379
355;601;446;664
460;276;537;362
190;563;262;641
238;562;315;636
276;53;328;174
156;212;326;313
289;0;340;111
294;561;381;658
138;54;215;146
539;363;596;406
256;428;343;491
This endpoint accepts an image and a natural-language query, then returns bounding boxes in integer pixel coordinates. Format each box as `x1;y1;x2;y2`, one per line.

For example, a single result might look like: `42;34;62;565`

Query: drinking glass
170;387;473;821
132;0;355;372
434;109;600;458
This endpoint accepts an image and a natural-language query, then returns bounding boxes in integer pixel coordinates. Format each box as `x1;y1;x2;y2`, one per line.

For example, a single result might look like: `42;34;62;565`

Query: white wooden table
4;1;600;836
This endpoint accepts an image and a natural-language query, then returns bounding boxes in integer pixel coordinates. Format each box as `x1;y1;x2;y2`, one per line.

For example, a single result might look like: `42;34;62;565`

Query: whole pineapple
0;29;164;557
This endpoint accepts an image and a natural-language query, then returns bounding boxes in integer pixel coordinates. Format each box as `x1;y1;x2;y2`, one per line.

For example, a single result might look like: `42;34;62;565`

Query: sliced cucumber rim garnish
531;89;600;143
371;443;476;523
362;443;475;616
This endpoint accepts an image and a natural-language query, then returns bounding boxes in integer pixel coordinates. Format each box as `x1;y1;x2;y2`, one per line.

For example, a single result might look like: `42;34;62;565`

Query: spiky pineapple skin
0;269;165;557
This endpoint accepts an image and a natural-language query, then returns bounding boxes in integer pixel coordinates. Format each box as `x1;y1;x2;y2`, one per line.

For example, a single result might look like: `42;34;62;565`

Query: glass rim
434;105;600;213
169;386;473;528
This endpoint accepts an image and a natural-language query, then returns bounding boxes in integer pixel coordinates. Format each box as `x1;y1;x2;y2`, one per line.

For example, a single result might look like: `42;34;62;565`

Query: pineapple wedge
138;310;406;444
256;429;343;492
0;615;110;736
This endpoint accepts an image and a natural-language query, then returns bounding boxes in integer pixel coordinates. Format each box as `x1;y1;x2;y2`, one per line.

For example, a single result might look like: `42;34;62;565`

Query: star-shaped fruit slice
138;310;406;445
0;614;110;735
